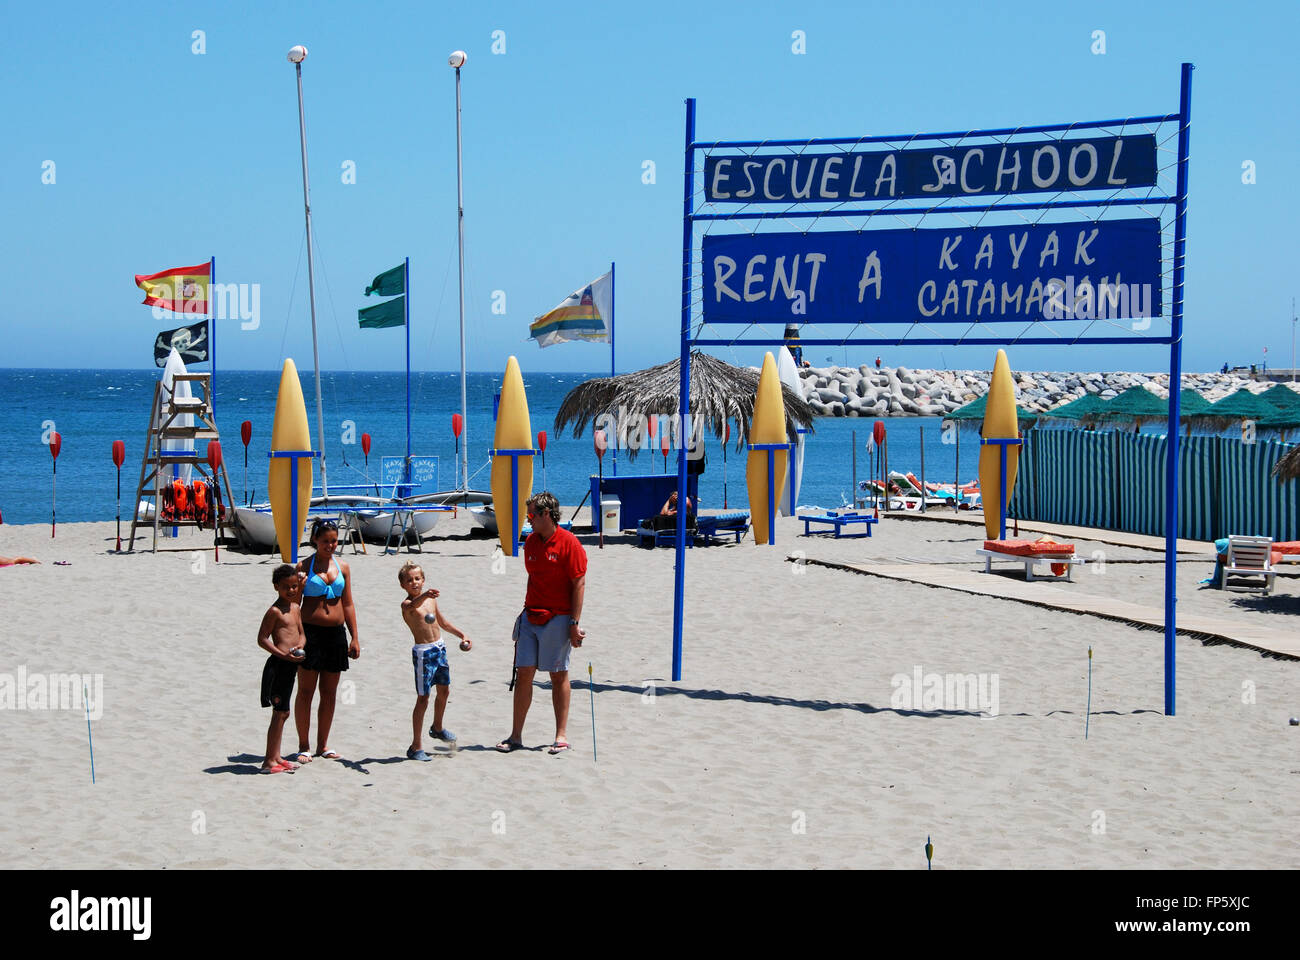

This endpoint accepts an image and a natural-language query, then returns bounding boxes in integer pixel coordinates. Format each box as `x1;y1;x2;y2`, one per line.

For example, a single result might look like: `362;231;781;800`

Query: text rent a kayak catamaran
231;45;489;552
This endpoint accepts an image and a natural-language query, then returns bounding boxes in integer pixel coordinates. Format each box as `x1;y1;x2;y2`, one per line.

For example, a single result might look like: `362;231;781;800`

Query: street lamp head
448;50;467;69
287;45;308;64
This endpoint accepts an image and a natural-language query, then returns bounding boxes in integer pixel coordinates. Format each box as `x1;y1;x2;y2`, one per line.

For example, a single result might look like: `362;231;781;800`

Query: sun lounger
636;513;703;548
695;512;750;544
798;512;878;538
978;539;1084;581
1222;535;1276;595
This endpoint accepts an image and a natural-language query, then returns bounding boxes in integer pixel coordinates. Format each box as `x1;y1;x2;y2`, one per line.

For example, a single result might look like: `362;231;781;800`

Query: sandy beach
1;511;1297;870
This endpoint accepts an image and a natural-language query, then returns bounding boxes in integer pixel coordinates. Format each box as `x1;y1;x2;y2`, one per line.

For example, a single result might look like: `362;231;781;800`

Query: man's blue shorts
513;613;572;673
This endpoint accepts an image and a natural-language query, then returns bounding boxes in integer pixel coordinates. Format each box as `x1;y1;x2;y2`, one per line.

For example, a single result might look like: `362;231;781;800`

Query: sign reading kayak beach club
702;218;1161;324
704;135;1157;202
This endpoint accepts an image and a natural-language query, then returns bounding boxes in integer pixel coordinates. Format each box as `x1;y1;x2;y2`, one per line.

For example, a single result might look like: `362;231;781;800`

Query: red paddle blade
593;430;607;458
111;440;125;467
361;433;372;456
537;430;547;452
49;432;62;459
240;420;252;447
452;413;464;439
207;440;223;470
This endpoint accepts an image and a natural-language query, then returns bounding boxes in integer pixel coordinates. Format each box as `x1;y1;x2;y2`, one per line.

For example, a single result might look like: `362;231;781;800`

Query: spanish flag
134;262;211;314
529;270;612;348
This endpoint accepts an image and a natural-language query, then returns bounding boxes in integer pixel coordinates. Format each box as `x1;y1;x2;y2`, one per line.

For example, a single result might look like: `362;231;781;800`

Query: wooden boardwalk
806;558;1300;660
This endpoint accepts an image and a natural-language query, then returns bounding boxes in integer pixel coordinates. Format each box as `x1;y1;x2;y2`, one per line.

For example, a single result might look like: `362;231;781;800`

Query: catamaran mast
289;44;329;497
451;50;469;492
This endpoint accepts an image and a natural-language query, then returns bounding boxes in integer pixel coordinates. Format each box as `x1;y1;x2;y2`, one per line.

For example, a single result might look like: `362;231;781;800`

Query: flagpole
405;255;412;484
290;44;328;497
209;255;216;413
451;50;469;492
611;260;617;477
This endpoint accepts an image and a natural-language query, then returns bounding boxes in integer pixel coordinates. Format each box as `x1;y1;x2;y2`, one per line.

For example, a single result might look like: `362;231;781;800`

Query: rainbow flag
529;271;612;348
134;262;211;314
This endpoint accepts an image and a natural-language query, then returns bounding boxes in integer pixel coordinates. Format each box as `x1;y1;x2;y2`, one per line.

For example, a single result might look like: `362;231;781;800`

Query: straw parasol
553;350;815;460
1176;388;1212;418
1094;385;1171;430
1038;391;1109;427
1203;388;1278;430
945;393;1038;428
1273;442;1300;481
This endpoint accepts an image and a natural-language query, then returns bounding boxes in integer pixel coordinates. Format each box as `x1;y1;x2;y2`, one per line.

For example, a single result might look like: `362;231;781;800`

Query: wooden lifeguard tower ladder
127;372;236;552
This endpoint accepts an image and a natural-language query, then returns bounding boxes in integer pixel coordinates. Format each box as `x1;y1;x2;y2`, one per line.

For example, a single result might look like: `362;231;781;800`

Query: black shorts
302;621;350;673
260;655;298;711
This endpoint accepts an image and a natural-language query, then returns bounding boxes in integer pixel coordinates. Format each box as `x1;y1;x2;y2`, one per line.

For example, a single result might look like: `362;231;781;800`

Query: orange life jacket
190;481;210;527
172;480;190;520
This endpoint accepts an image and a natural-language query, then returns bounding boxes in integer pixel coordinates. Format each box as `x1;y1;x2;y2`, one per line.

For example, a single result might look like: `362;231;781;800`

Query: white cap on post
287;45;308;63
448;50;467;68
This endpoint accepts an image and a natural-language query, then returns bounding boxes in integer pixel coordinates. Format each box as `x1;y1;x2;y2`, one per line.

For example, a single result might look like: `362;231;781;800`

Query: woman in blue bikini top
292;518;360;761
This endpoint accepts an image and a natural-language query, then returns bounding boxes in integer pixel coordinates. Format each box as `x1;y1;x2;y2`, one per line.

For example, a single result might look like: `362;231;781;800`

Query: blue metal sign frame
673;64;1193;718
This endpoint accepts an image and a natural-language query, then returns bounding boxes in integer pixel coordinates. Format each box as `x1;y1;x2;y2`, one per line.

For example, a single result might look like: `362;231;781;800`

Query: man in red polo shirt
496;491;587;755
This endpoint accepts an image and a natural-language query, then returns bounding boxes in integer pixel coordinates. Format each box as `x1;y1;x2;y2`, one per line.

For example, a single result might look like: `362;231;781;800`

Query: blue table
798;513;878;538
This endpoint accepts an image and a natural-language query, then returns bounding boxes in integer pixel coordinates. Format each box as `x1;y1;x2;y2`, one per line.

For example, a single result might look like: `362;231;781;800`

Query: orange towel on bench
983;539;1076;557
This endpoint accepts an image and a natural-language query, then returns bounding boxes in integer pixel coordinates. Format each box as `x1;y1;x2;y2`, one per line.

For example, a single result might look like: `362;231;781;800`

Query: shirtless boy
256;565;307;773
398;561;470;761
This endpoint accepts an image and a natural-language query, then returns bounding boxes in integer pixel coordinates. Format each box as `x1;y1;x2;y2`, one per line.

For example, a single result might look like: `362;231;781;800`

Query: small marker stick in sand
84;679;96;784
1085;646;1093;740
588;662;597;763
49;431;62;538
111;440;125;551
925;835;933;870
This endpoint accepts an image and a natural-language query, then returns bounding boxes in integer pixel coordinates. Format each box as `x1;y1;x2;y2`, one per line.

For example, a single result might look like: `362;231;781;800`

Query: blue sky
1;0;1295;375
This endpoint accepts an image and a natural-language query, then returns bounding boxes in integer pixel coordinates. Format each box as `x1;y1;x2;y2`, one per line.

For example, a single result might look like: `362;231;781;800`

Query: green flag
358;295;405;329
365;264;405;297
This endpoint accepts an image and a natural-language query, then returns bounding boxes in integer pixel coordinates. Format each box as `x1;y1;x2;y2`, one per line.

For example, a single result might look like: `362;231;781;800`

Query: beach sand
1;511;1297;869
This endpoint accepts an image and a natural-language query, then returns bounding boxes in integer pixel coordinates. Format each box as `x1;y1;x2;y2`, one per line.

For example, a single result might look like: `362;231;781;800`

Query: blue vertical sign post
674;69;1191;716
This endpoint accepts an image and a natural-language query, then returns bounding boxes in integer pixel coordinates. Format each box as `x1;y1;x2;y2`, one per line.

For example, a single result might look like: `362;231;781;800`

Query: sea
0;368;971;526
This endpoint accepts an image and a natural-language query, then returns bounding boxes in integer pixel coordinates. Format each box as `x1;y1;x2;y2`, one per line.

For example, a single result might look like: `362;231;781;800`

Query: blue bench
798;512;878;538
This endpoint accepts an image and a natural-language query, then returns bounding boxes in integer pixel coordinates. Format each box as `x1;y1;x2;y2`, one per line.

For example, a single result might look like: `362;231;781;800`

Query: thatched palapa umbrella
554;350;814;461
1039;391;1109;427
1204;388;1278;431
1094;385;1171;431
946;393;1039;429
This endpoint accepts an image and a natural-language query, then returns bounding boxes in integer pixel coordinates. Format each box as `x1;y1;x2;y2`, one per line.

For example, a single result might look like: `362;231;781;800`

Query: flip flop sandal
548;741;571;755
495;738;523;753
316;749;341;760
260;763;290;774
294;752;313;764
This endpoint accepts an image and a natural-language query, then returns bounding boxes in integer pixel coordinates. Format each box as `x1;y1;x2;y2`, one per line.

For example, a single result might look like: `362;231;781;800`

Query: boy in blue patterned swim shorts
398;561;470;761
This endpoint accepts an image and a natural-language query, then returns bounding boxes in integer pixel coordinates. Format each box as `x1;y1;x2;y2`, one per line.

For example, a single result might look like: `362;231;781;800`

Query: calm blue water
0;368;968;525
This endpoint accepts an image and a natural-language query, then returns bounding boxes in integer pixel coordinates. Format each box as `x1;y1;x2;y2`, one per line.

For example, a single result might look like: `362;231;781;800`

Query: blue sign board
379;455;438;490
704;135;1157;203
702;217;1161;324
